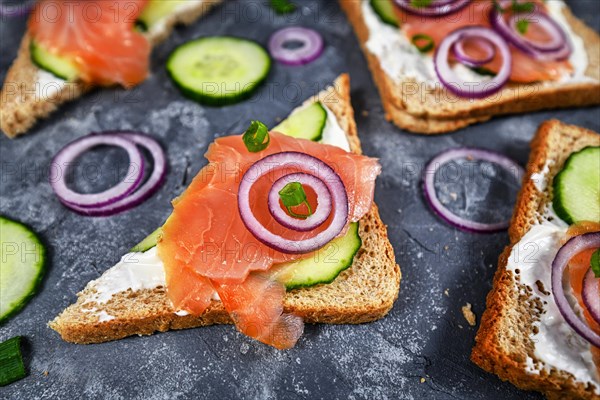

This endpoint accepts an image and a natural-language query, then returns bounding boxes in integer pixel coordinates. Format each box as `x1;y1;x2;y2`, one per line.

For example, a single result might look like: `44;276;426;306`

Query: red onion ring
490;8;572;61
60;132;167;217
0;0;35;17
268;27;324;66
452;36;496;67
552;232;600;348
268;172;332;232
582;267;600;326
422;147;524;233
393;0;471;17
50;134;144;208
238;152;348;254
434;26;512;99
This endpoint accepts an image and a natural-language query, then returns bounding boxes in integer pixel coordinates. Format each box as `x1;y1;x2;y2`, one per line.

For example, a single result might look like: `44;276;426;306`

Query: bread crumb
444;245;449;251
462;303;476;327
444;288;449;297
43;371;49;376
420;377;426;383
449;192;457;201
361;110;369;117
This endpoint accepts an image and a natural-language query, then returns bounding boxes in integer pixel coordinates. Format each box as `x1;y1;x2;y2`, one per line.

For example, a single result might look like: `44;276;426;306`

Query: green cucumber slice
0;337;26;387
553;146;600;224
137;0;188;31
30;41;79;81
131;227;163;252
275;222;361;290
167;36;271;106
0;217;46;324
273;102;327;142
370;0;399;27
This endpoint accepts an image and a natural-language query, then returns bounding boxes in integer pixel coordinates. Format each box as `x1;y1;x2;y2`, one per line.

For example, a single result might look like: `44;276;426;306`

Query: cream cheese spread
362;0;594;87
505;206;600;392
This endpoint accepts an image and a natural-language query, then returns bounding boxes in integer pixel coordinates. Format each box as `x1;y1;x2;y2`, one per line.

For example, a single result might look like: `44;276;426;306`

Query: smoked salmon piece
394;0;572;83
29;0;150;86
158;132;380;348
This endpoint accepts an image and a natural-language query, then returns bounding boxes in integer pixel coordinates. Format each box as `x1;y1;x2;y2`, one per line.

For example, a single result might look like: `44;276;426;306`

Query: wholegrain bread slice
49;74;402;344
340;0;600;134
471;120;600;399
0;0;223;138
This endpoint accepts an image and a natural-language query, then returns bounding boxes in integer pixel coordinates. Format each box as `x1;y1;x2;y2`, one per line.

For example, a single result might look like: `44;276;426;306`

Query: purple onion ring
552;232;600;348
452;36;496;67
422;147;524;233
434;26;512;99
582;267;600;327
268;27;324;66
50;134;144;208
393;0;471;17
268;172;332;232
238;152;348;254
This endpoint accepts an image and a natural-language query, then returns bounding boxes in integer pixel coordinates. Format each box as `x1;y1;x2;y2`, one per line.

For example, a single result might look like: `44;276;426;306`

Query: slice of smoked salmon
566;222;600;370
29;0;150;86
158;132;380;348
394;0;572;83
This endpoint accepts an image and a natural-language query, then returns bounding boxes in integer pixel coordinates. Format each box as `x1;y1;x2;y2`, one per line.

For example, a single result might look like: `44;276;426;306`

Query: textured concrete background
1;1;599;399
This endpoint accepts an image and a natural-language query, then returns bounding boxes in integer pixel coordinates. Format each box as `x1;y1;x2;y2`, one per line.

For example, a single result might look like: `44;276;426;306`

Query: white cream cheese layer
505;206;600;392
35;70;67;101
362;0;594;87
85;103;349;320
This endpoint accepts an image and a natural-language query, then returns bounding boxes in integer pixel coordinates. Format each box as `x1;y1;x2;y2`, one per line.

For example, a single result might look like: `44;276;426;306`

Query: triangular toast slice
340;0;600;134
472;120;600;398
49;74;402;344
0;0;223;138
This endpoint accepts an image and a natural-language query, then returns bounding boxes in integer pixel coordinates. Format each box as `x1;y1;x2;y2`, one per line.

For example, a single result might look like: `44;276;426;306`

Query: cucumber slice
275;223;361;290
137;0;188;31
131;227;163;252
0;217;46;324
553;146;600;224
370;0;399;27
167;36;271;106
273;102;327;141
30;41;79;81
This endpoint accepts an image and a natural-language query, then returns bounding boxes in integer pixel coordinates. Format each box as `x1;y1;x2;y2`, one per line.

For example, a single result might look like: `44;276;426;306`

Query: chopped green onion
411;0;433;8
493;0;505;13
411;34;435;53
270;0;297;14
591;249;600;278
0;337;26;387
516;19;529;35
511;0;535;13
278;182;313;219
243;121;270;153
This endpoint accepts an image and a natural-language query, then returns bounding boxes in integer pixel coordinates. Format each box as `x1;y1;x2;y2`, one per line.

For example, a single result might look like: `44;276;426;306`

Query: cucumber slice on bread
276;222;361;290
30;41;79;81
553;146;600;224
136;0;188;31
0;217;46;324
370;0;399;27
273;102;327;141
130;227;163;253
167;36;271;106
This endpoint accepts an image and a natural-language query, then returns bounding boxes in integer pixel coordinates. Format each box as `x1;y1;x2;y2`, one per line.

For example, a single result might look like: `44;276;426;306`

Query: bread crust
339;0;600;134
471;120;600;399
0;0;223;138
49;74;402;344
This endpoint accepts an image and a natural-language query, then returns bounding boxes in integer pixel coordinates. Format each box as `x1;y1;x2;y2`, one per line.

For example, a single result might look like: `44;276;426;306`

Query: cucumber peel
370;0;399;27
553;146;600;224
131;227;163;253
30;41;79;81
137;0;188;31
0;217;46;324
273;102;327;142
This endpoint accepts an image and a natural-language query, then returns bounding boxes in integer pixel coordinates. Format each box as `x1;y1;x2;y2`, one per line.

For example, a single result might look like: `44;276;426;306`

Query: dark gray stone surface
1;1;599;399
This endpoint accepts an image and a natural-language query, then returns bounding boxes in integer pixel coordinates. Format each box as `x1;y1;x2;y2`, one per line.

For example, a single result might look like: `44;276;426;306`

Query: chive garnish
243;121;270;153
270;0;297;14
411;34;435;53
511;0;535;13
278;182;313;219
411;0;433;8
516;19;530;34
0;337;26;387
591;249;600;278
